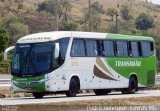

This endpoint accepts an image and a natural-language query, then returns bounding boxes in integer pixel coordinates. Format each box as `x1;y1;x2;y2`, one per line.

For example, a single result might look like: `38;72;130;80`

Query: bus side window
141;41;154;57
128;41;132;57
150;42;154;52
130;41;140;57
138;42;143;56
86;39;100;57
115;41;128;57
103;40;114;57
71;39;85;57
58;38;70;64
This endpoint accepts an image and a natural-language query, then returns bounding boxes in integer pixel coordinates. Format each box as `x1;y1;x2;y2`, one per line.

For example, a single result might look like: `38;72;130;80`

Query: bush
135;13;154;30
107;8;116;21
120;4;131;21
59;20;78;31
0;29;9;52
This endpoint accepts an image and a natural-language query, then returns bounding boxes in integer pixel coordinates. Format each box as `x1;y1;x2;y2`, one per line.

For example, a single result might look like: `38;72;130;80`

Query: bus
4;31;156;98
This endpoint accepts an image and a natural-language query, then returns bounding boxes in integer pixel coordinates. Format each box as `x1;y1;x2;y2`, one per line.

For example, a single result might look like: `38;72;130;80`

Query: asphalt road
0;74;10;79
0;74;11;90
0;90;160;105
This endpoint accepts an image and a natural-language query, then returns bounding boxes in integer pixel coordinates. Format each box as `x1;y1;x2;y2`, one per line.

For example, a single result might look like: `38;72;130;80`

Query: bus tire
93;89;111;95
66;78;79;97
128;77;138;94
33;92;44;99
122;77;137;94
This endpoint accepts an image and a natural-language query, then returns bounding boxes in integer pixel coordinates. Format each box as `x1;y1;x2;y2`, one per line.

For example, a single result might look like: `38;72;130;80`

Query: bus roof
17;31;154;43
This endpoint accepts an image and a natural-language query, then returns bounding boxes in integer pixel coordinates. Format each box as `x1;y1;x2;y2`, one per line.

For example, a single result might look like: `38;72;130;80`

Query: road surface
0;74;11;90
0;90;160;105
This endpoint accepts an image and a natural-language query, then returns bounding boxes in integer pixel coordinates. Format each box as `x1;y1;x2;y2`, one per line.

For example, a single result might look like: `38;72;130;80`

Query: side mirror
54;43;60;59
4;46;15;60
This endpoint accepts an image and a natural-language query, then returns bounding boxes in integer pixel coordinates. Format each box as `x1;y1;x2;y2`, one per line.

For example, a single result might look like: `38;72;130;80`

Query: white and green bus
4;31;156;98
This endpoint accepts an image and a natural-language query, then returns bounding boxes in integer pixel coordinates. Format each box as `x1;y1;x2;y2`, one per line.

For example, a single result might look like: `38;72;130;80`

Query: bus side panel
106;56;156;87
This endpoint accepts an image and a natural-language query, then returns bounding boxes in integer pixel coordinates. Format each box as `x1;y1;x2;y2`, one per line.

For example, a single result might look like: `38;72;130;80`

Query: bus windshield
12;42;53;77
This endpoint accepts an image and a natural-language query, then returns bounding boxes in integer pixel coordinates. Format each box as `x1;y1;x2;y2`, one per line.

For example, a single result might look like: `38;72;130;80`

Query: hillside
20;0;160;31
1;0;160;38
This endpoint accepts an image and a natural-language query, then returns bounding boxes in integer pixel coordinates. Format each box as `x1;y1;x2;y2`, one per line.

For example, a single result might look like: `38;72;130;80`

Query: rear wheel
94;89;111;95
66;78;79;97
122;77;137;94
33;92;44;99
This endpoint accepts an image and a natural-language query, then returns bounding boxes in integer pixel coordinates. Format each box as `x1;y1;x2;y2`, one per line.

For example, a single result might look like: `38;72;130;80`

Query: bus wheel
128;77;137;94
93;89;111;95
33;92;44;99
122;77;137;94
66;78;79;97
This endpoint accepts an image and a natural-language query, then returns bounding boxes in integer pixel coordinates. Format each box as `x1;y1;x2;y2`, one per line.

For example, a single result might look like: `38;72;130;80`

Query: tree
83;1;104;31
107;8;116;21
120;4;131;21
0;12;29;45
59;21;78;31
37;0;55;14
15;0;24;12
89;1;104;15
37;0;71;20
8;22;29;44
58;0;72;20
135;13;154;30
0;29;9;52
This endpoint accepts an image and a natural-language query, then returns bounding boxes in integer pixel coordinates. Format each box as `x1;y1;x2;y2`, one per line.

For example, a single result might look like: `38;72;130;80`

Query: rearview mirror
54;43;60;58
4;46;15;60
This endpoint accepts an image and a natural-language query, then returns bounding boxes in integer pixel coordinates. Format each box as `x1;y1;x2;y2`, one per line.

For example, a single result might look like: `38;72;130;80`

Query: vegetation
0;12;29;45
59;20;78;31
0;0;160;73
135;13;154;30
82;1;104;31
120;4;131;21
0;29;9;53
107;8;116;21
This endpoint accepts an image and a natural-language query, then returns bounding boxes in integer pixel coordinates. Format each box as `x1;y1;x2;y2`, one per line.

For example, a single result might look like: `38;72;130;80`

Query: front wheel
33;92;44;99
66;78;79;97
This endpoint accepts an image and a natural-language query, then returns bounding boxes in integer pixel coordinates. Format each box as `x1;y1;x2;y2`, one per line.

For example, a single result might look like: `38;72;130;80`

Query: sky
149;0;160;4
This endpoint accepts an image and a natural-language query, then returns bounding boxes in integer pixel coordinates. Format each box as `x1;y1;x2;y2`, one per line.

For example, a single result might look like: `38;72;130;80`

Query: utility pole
89;0;91;32
115;11;119;33
55;0;59;31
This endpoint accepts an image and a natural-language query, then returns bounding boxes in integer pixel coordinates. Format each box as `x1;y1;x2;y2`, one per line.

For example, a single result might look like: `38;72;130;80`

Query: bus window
71;39;85;57
115;41;128;57
59;38;70;58
86;39;100;57
141;41;154;57
103;41;114;57
58;38;70;65
129;41;140;57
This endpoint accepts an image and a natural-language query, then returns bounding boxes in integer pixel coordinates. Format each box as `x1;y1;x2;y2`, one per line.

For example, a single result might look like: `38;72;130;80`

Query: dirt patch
0;90;32;98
